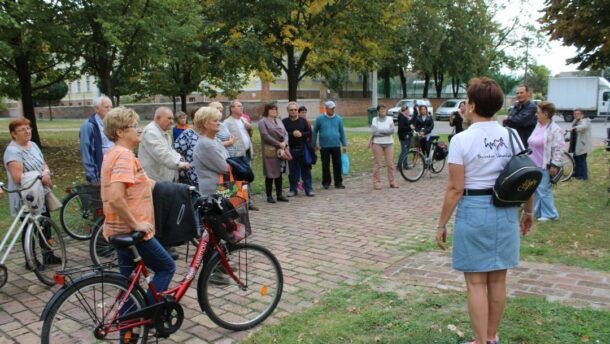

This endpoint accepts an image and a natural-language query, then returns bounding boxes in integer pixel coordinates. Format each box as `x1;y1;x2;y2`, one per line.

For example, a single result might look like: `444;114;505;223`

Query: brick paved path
0;170;608;343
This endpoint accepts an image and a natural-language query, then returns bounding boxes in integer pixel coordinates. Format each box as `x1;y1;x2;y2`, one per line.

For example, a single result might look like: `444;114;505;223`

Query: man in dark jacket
79;95;113;184
396;106;413;167
283;101;314;197
504;85;537;148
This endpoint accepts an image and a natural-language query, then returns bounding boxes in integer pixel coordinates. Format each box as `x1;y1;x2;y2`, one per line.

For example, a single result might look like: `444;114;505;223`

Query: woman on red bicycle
101;107;176;304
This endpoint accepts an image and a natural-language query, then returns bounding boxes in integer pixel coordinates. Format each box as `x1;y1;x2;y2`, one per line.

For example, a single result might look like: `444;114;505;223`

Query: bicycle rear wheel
197;243;283;331
89;216;117;266
431;147;446;174
561;152;574;182
40;274;149;344
60;193;96;240
399;149;425;182
24;216;67;286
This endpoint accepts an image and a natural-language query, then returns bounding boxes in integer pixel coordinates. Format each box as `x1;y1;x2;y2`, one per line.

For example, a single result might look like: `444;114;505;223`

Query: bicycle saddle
108;231;145;248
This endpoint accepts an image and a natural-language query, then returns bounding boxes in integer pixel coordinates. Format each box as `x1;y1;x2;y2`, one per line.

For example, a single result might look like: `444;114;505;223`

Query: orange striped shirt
101;145;155;240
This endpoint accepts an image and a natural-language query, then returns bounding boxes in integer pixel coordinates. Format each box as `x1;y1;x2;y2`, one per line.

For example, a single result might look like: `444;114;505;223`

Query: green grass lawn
244;282;610;344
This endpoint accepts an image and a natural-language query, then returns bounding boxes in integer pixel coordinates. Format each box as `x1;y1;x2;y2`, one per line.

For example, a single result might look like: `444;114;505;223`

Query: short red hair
9;117;31;133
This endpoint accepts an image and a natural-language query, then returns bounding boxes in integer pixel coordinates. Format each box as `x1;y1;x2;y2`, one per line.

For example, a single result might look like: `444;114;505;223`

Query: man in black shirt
504;85;537;148
283;102;314;197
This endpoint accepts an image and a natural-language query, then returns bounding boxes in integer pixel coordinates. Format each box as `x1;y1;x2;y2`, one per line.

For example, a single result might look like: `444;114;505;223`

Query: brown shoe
390;184;399;189
248;205;259;211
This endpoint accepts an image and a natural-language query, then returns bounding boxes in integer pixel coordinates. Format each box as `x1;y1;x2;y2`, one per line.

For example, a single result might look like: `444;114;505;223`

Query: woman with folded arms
436;77;534;344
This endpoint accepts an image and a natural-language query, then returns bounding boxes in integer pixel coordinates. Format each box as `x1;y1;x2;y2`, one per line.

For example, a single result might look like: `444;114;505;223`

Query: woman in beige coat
258;103;289;203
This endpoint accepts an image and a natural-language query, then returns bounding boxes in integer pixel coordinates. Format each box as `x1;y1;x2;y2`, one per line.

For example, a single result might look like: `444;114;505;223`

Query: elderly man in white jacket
139;107;190;182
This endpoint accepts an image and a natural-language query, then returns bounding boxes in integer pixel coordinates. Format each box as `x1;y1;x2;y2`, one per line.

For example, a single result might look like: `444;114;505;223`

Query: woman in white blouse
436;77;534;344
370;104;398;189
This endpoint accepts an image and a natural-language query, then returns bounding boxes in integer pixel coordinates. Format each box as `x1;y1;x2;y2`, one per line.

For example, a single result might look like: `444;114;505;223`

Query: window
85;76;91;92
189;97;196;102
76;80;81;93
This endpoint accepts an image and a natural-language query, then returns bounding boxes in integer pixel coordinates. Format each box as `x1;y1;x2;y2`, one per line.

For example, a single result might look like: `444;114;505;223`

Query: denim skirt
452;195;520;272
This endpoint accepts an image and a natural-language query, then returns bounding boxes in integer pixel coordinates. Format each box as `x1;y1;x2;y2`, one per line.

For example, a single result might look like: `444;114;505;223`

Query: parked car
387;99;434;122
435;99;466;121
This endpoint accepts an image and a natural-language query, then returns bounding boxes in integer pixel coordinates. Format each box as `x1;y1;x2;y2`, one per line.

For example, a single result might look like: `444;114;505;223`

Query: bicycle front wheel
41;274;149;344
60;193;96;240
399;149;426;182
24;216;67;286
197;243;283;331
561;152;574;182
89;216;117;266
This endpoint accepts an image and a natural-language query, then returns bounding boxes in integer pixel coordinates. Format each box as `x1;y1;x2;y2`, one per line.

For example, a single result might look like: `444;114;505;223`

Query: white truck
547;76;610;122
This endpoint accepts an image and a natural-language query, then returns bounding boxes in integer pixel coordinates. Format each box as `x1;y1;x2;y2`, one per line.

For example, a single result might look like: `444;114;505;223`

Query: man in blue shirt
79;95;114;184
312;100;347;189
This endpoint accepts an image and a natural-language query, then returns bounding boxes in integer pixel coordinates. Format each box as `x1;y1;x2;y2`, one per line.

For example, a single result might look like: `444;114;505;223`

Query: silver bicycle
0;176;67;288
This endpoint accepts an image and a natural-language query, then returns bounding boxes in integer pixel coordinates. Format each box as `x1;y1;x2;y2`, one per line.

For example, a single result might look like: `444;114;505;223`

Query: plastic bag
341;152;350;175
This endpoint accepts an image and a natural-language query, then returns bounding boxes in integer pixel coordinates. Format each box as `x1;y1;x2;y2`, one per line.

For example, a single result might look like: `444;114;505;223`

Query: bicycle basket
208;196;250;243
434;142;448;161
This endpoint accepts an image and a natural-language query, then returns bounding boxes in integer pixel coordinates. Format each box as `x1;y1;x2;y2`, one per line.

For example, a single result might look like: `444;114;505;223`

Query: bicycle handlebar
0;174;43;193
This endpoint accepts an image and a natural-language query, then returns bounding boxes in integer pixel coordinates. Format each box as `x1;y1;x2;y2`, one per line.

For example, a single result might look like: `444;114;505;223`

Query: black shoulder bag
492;129;543;207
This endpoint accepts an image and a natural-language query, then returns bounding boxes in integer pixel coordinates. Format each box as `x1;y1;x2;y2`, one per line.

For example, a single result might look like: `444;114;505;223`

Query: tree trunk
451;77;460;98
433;68;444;98
15;54;41;146
382;68;391;98
423;73;430;98
362;72;368;98
399;68;407;98
115;95;121;106
180;94;187;113
48;101;53;121
172;96;177;113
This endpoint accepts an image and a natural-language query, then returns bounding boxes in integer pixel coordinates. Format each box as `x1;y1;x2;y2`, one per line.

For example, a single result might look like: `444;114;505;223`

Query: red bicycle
40;194;283;343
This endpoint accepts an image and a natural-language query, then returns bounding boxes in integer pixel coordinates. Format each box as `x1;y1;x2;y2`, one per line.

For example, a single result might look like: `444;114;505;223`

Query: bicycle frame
0;179;45;265
0;207;32;265
97;222;245;336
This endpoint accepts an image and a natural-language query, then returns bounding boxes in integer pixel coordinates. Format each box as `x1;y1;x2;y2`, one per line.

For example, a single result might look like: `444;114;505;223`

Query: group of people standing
504;85;592;221
369;101;437;189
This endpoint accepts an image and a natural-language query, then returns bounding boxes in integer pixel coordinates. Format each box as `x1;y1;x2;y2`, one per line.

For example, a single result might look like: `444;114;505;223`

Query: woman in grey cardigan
568;109;592;180
193;107;229;196
258;103;289;203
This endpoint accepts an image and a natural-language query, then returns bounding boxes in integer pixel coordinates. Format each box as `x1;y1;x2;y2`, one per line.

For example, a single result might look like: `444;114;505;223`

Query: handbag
492;129;543;207
226;156;254;183
549;163;564;185
304;142;317;165
264;145;277;158
44;187;62;212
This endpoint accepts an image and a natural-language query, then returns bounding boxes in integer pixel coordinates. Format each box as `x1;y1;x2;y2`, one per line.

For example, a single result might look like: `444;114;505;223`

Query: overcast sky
495;0;580;75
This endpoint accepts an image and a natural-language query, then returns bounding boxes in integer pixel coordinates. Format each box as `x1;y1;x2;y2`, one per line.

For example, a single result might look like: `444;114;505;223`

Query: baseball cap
324;100;336;109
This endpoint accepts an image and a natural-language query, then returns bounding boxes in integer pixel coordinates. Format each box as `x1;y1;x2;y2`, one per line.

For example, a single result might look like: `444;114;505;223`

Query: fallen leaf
447;324;457;332
581;335;589;342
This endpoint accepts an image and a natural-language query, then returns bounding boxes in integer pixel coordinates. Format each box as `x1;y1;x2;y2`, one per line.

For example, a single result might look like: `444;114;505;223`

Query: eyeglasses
288;108;298;112
125;124;140;129
15;127;32;133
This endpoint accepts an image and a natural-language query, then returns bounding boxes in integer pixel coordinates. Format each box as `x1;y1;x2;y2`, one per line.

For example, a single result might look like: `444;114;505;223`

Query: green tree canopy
205;0;409;101
541;0;610;69
0;0;76;145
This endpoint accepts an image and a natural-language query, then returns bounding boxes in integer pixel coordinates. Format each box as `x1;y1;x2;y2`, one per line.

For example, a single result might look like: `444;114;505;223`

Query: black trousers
320;147;342;187
265;177;283;197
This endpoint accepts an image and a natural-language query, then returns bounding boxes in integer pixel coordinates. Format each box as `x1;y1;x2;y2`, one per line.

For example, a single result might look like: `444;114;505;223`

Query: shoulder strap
506;128;524;155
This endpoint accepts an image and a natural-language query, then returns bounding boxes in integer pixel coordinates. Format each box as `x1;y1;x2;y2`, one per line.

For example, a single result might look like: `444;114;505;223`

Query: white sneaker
287;191;297;197
537;217;559;222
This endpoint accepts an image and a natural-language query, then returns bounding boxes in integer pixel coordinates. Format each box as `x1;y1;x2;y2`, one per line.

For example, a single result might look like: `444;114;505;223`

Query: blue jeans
288;154;313;193
574;153;588;180
534;169;559;220
398;137;411;166
117;236;176;304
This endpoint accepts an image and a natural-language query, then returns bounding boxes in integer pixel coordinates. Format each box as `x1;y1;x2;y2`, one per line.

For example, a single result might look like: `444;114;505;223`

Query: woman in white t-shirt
370;104;398;189
436;77;534;344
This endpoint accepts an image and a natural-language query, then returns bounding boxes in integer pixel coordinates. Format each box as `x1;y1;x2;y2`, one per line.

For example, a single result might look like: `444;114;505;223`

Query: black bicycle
399;135;447;182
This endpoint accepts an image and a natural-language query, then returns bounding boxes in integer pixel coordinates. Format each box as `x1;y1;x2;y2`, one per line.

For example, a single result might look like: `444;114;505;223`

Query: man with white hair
312;100;347;189
79;95;114;184
139;106;190;182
